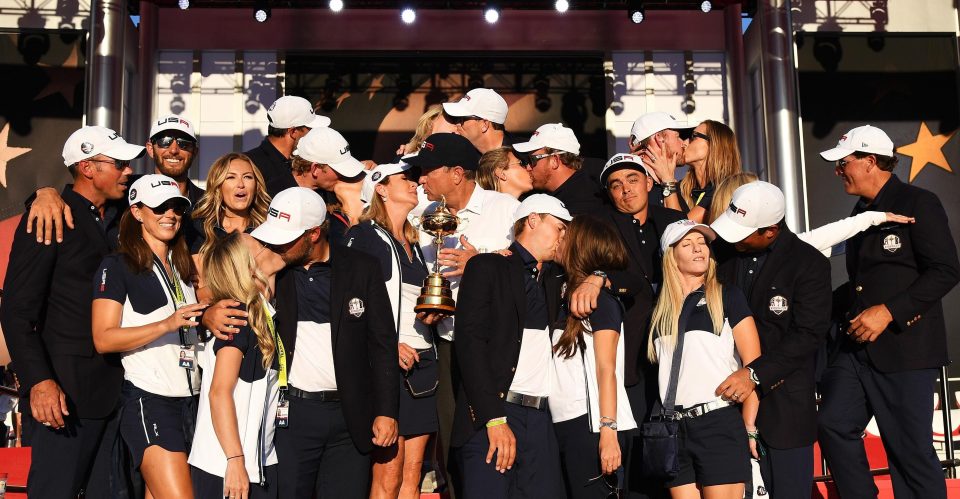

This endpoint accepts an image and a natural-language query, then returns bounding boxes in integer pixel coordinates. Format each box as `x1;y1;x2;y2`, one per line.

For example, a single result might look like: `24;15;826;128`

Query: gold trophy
414;196;462;315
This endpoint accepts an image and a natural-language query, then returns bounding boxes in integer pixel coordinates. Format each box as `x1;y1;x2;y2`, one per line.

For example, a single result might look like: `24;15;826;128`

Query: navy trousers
459;402;563;499
24;412;117;498
275;397;370;499
757;441;813;499
818;349;946;499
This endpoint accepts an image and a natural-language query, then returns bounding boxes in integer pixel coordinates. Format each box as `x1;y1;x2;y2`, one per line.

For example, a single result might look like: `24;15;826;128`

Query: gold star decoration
898;122;955;182
0;123;32;188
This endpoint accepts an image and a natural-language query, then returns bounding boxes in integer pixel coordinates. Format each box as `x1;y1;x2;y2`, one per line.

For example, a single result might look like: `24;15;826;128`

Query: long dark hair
553;216;629;359
118;207;194;279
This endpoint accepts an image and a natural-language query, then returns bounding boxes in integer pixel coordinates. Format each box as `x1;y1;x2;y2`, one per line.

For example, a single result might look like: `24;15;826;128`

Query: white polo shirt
411;183;519;340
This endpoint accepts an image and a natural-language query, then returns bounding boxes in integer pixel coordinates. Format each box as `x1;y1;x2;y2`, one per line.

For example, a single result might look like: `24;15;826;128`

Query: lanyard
263;303;287;392
695;191;706;207
153;254;190;347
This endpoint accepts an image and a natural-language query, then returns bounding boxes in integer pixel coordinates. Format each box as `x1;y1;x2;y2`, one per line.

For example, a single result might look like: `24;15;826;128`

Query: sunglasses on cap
143;199;189;216
445;114;483;127
152;135;197;151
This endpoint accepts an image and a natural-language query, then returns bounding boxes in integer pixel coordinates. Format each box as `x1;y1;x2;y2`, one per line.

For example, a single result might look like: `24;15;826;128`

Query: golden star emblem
898;122;955;182
0;123;32;188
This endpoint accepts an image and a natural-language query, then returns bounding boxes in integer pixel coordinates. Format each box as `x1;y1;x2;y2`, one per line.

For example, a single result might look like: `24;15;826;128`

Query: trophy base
415;274;456;316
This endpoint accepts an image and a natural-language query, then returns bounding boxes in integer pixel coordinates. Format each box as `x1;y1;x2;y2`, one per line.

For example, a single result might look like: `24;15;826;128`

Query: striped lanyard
153;254;190;347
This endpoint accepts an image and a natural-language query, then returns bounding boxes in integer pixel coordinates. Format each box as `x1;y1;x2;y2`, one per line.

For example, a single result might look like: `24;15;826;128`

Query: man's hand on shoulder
26;187;74;245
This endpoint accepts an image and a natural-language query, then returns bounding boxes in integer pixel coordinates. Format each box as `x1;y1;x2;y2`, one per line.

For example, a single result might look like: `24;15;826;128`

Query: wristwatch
599;420;618;431
662;181;678;197
591;270;608;285
747;367;760;385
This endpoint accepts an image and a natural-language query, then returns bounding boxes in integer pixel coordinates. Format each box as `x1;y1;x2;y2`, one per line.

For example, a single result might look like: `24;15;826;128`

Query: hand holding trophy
413;196;463;315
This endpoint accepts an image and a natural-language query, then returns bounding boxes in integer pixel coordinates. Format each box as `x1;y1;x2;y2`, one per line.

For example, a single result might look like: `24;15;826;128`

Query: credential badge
348;297;365;318
883;234;901;253
769;295;788;315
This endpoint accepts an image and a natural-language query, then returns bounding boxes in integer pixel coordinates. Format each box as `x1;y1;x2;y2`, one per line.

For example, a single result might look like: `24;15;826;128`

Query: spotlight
555;0;569;13
401;7;416;24
700;0;712;13
178;0;189;10
628;7;644;24
329;0;343;12
253;1;270;22
484;5;500;24
681;96;696;115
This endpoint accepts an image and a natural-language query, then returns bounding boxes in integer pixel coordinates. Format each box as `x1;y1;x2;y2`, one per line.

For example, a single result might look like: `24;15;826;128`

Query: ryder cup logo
769;295;788;315
883;234;901;253
371;171;382;182
81;142;94;154
348;297;365;317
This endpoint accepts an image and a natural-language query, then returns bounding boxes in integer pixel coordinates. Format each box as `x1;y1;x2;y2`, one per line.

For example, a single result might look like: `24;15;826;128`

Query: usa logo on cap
268;207;292;222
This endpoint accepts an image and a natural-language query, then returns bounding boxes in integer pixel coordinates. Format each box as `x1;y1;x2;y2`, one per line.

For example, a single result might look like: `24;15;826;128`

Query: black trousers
275;397;370;499
818;348;946;499
555;414;627;499
24;411;118;499
436;337;462;497
757;441;812;499
459;402;563;499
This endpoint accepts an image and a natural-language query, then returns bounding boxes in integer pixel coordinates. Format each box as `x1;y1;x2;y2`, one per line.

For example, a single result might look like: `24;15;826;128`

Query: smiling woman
190;153;272;300
90;173;205;499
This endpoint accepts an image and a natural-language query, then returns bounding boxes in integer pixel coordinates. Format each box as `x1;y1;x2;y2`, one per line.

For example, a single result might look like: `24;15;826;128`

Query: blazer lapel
506;253;527;332
750;230;797;311
330;245;347;349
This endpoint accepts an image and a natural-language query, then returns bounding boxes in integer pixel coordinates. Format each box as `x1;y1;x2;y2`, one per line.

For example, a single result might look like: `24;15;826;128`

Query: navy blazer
273;243;400;454
718;229;832;449
840;175;960;372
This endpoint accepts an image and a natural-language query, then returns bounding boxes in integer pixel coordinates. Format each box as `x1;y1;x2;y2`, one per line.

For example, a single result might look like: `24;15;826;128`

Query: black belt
287;386;340;401
505;390;548;410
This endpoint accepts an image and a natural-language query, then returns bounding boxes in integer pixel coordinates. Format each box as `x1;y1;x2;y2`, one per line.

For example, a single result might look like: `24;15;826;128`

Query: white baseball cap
294;127;365;178
62;126;146;166
512;123;581;155
361;162;412;204
149;115;197;140
600;153;652;187
250;187;327;246
710;181;785;243
512;194;573;223
267;96;332;129
442;88;508;125
660;219;717;253
630;112;694;143
128;174;191;209
819;125;895;161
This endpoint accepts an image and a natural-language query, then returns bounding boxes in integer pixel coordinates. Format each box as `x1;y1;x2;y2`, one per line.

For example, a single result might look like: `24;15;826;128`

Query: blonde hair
193;153;271;256
476;146;513;191
707;172;758;225
647;239;725;362
359;174;419;244
404;105;444;155
202;232;275;368
680;120;741;210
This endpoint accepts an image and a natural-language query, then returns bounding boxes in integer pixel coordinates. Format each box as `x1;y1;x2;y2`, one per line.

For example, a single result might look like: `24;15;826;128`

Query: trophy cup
414;196;462;315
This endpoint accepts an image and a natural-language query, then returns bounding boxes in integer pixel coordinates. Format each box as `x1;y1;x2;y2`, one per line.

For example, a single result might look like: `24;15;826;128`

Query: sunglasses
691;131;711;142
835;157;864;172
447;115;483;126
528;151;562;164
88;159;131;171
588;473;622;499
146;200;189;216
152;135;197;151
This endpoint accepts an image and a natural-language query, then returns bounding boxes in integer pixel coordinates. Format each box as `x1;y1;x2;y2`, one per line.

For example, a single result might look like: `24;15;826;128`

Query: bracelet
486;417;508;428
600;416;616;422
746;430;759;440
227;454;244;461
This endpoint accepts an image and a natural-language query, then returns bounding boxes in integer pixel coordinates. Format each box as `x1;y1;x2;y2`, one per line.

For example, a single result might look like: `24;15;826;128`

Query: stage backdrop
797;32;960;378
